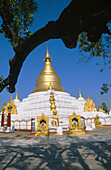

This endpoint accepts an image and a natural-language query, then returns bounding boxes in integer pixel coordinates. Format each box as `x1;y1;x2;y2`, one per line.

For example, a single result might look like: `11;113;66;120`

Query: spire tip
43;42;52;63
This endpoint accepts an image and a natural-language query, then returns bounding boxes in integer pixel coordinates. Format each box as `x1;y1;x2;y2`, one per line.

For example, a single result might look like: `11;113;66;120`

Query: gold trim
32;88;65;93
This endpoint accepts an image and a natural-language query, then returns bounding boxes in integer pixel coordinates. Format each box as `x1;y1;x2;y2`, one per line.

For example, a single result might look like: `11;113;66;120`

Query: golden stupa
33;46;65;93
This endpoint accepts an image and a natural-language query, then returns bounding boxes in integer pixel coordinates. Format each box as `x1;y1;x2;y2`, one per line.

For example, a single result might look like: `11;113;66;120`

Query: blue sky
0;0;111;109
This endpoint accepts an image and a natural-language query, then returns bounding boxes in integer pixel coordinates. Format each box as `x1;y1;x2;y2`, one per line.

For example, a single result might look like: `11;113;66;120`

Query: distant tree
100;83;111;95
102;102;109;114
78;25;111;94
0;0;111;93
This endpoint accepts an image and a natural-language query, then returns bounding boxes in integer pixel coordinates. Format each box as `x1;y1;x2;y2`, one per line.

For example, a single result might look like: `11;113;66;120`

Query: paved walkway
0;127;111;170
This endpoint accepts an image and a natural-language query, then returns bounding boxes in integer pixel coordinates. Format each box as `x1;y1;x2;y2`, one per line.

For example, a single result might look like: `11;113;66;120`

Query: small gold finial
99;106;102;112
79;90;82;98
15;92;19;99
86;96;89;99
10;96;12;101
43;42;52;63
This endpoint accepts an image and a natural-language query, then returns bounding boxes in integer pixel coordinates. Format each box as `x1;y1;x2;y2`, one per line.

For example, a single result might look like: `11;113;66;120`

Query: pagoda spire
43;42;52;63
33;43;65;93
79;90;82;98
15;92;19;100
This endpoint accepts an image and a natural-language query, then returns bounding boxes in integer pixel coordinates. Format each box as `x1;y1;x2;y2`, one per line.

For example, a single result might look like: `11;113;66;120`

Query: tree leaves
78;24;111;94
0;76;3;82
0;0;38;43
100;83;109;95
78;31;111;61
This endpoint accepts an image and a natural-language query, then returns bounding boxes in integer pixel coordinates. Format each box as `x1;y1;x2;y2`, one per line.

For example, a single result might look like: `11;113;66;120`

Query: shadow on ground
0;141;111;170
0;127;111;169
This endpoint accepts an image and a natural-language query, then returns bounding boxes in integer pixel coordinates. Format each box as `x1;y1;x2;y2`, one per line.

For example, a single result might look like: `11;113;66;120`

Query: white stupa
1;46;111;134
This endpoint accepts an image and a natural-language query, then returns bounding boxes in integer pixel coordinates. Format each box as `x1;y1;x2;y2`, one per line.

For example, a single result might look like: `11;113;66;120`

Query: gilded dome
33;46;65;93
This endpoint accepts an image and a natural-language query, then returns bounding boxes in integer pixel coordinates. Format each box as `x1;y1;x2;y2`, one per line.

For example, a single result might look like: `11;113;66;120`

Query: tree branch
0;21;61;93
0;29;4;34
6;24;20;49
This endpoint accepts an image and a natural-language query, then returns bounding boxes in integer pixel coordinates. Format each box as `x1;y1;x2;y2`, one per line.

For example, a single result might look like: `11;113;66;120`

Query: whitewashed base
0;126;14;133
86;125;93;131
57;126;63;135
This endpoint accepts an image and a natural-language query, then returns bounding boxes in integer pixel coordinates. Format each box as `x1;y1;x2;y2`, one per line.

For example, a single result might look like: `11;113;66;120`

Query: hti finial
86;96;90;99
79;91;82;98
15;92;19;99
43;42;52;63
47;41;48;50
79;89;82;98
